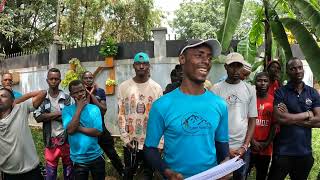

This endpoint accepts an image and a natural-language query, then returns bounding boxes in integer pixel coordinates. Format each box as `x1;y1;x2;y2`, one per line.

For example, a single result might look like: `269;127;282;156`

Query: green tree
172;0;259;41
232;0;320;81
233;0;261;39
59;0;107;46
1;0;162;53
171;0;224;39
0;0;57;54
101;0;162;42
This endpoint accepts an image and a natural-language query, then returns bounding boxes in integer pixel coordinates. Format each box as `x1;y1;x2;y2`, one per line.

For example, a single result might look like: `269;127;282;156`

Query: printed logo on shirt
226;94;241;105
136;102;146;114
306;98;312;106
256;118;270;127
181;112;212;135
136;94;146;114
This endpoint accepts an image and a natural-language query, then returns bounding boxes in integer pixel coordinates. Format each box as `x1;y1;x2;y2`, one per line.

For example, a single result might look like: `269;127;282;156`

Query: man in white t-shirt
117;52;162;180
212;52;257;180
0;88;47;180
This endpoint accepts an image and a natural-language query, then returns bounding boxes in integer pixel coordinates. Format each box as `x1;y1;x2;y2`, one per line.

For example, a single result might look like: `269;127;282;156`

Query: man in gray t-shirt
212;52;257;180
0;87;46;180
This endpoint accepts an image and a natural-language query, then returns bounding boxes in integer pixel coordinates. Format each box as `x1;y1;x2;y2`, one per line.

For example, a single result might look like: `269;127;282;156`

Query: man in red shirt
267;61;281;96
249;72;276;180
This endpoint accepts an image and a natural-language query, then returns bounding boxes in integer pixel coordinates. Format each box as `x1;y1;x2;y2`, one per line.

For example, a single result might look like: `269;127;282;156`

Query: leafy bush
61;58;86;89
99;37;118;57
105;78;117;86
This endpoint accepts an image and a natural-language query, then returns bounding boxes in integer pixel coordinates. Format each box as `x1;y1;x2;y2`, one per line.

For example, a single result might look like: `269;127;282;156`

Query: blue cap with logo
134;52;150;63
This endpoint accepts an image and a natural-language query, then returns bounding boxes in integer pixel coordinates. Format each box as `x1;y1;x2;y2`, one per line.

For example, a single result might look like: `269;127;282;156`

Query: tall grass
32;128;320;180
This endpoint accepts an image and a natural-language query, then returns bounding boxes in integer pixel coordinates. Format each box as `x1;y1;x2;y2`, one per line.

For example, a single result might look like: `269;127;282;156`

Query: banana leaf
217;0;245;53
249;10;265;46
271;38;278;60
252;60;264;73
310;0;320;11
269;17;293;61
281;18;320;80
237;38;257;64
278;47;288;82
290;0;320;37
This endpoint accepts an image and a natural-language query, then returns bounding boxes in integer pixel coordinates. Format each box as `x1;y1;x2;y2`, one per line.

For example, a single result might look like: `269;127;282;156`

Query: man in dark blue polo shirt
268;57;320;180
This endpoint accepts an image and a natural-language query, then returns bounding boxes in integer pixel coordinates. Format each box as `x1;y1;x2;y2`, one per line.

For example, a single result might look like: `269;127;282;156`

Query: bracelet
240;144;248;152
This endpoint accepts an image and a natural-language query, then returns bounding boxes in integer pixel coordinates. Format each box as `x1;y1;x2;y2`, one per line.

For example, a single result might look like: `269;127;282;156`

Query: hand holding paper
185;156;245;180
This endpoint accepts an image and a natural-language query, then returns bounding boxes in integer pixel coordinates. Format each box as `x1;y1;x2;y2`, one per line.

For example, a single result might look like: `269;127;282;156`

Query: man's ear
179;54;186;65
224;64;228;70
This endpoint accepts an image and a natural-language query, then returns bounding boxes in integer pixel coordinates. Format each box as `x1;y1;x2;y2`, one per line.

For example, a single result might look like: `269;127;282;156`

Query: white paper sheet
185;156;245;180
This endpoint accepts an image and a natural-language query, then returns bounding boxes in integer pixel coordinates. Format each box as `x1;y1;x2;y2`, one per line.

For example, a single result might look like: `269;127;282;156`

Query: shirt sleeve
117;85;131;145
62;107;72;129
156;86;163;99
145;102;165;148
248;86;258;118
25;98;35;113
91;106;103;132
97;88;106;101
215;102;229;143
210;84;219;95
273;88;284;106
13;91;23;99
270;96;275;123
64;94;72;106
311;88;320;108
33;101;45;118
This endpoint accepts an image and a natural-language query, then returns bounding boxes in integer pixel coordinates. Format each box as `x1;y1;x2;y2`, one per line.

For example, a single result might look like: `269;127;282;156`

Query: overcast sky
154;0;184;33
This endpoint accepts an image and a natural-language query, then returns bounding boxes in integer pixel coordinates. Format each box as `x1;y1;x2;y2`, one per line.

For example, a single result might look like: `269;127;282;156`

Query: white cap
225;52;246;65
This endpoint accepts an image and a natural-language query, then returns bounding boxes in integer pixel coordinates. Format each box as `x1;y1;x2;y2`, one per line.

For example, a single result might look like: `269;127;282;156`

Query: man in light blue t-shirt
62;80;105;180
1;72;23;99
144;39;229;179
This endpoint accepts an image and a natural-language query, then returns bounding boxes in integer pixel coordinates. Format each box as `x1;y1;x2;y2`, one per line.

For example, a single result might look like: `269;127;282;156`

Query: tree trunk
81;1;88;46
54;0;60;37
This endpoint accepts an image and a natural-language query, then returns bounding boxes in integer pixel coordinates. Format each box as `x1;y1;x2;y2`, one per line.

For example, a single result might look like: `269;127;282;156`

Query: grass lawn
31;127;320;180
31;127;121;179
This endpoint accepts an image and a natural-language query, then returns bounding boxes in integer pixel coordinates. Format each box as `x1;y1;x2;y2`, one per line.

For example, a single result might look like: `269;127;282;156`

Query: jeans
99;127;124;176
233;148;250;180
2;165;43;180
268;154;314;180
73;156;105;180
123;147;154;180
248;153;271;180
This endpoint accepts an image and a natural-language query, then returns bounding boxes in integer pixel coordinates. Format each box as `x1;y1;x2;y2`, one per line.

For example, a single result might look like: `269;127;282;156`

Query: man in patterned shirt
117;52;162;180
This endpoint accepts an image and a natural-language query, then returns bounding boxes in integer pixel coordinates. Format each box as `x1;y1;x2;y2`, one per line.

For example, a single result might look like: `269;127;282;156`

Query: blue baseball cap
133;52;150;63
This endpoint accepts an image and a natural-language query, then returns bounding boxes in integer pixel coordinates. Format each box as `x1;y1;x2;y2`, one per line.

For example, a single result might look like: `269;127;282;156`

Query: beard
0;104;12;112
